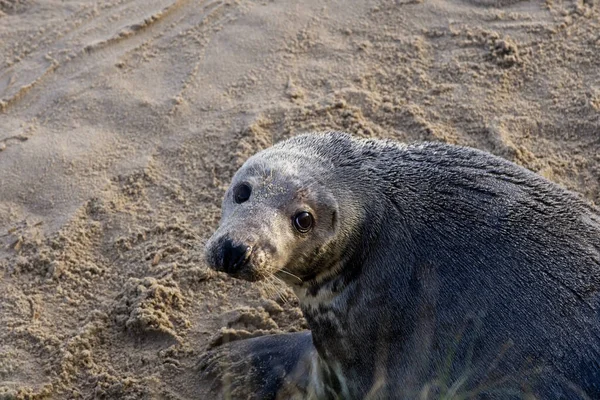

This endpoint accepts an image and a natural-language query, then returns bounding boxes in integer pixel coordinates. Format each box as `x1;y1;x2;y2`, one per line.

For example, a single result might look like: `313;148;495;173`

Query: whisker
261;274;288;306
271;275;292;306
262;276;277;298
278;269;303;283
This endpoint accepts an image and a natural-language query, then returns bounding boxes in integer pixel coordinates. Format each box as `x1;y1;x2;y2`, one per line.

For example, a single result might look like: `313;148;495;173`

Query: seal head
205;147;347;285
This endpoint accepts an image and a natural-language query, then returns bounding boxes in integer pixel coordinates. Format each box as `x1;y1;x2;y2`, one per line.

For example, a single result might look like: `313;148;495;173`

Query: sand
0;0;599;398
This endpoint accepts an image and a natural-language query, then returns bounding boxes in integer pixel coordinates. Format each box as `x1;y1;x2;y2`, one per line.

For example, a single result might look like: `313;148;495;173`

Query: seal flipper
197;331;315;400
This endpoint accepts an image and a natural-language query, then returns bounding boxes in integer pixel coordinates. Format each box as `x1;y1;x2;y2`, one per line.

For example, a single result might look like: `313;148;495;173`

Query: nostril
234;245;252;271
222;239;252;273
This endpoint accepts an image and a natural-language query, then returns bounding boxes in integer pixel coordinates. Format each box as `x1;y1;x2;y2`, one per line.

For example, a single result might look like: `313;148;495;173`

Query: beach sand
0;0;599;398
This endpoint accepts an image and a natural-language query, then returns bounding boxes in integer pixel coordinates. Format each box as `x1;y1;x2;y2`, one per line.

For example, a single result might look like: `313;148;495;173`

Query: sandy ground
0;0;599;398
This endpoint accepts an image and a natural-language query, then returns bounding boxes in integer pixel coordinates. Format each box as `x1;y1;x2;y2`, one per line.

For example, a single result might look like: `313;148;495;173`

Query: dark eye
234;183;252;204
293;211;314;233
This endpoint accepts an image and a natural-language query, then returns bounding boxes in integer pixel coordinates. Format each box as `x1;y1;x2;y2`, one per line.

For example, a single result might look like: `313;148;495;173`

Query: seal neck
292;202;385;312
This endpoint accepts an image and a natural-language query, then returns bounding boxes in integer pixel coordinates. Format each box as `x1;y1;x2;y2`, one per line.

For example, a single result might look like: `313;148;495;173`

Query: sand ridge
0;0;599;398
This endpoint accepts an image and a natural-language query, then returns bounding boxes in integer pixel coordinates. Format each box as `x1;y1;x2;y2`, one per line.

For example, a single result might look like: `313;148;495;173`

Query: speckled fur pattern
201;132;600;399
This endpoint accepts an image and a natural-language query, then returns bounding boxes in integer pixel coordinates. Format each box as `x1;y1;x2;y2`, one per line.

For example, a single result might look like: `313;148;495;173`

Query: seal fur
201;132;600;399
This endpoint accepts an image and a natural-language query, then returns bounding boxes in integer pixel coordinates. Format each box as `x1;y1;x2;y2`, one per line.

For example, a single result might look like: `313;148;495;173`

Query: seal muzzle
207;237;253;274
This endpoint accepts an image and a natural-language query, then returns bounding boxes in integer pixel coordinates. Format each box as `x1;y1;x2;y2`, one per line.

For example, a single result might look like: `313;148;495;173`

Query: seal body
202;132;600;399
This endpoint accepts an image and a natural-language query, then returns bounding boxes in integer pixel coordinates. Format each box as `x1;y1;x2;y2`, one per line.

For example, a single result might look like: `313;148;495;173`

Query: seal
200;132;600;399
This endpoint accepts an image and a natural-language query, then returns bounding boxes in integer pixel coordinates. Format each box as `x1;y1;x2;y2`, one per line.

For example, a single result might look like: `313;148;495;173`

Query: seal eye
293;211;314;233
234;183;252;204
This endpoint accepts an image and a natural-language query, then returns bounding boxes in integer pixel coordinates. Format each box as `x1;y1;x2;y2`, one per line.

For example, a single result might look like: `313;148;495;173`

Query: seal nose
221;239;252;273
